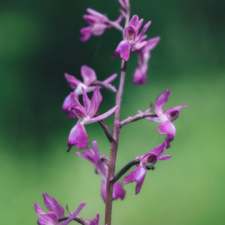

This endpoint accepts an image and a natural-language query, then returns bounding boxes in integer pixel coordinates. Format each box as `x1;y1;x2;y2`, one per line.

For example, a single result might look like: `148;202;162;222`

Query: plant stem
105;60;127;225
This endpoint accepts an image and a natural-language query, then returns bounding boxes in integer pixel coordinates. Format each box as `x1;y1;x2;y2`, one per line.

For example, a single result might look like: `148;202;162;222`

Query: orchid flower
67;87;117;150
111;15;151;61
123;142;171;194
133;37;160;85
76;141;126;202
140;89;187;148
63;65;117;119
34;193;86;225
80;8;123;41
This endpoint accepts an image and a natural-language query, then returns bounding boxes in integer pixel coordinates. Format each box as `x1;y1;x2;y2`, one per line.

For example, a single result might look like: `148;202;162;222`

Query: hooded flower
133;37;160;85
123;142;171;194
111;15;151;61
76;141;126;202
67;88;117;150
81;8;123;41
63;65;117;119
141;89;187;148
34;193;86;225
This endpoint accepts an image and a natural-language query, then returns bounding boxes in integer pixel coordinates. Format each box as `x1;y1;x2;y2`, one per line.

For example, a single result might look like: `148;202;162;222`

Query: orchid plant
34;1;186;224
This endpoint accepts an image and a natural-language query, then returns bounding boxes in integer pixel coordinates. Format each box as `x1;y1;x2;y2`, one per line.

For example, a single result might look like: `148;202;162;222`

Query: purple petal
155;89;170;116
80;26;92;42
129;15;139;27
62;94;78;119
43;193;64;218
92;23;109;36
76;148;96;165
124;26;136;41
164;105;187;122
102;73;117;84
64;73;81;89
101;181;107;202
87;8;108;22
158;121;176;149
135;170;146;194
132;40;147;51
86;106;118;124
34;203;46;217
90;214;100;225
37;212;58;225
113;181;126;200
148;142;167;158
135;21;151;42
81;65;97;86
123;166;146;184
82;88;92;113
144;36;160;52
111;40;131;61
67;123;88;151
158;155;172;160
60;202;86;225
88;87;103;117
133;66;147;85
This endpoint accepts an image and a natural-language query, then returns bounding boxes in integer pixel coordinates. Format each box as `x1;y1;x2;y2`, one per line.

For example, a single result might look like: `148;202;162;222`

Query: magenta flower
81;8;123;41
76;141;126;202
63;65;117;119
90;214;100;225
123;142;171;194
67;88;117;150
133;37;160;85
111;15;151;61
141;89;187;148
34;193;86;225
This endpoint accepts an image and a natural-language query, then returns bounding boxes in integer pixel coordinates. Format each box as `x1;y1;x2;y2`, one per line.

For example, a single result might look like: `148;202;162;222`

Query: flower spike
67;88;117;150
123;142;171;194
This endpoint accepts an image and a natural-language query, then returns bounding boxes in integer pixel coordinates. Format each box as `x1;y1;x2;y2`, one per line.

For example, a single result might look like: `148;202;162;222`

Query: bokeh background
1;0;225;224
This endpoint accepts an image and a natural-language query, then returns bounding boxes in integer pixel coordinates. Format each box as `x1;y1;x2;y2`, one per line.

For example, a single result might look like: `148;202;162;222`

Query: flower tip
67;146;72;152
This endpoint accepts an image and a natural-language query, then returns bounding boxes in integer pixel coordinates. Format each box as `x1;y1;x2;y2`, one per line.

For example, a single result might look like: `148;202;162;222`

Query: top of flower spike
111;15;151;61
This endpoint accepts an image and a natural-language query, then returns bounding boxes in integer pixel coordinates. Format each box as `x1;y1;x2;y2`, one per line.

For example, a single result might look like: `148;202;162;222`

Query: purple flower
90;214;100;225
133;37;160;85
111;15;151;61
76;141;126;202
141;89;187;148
34;193;86;225
123;142;171;194
67;88;117;150
81;8;123;41
62;65;117;119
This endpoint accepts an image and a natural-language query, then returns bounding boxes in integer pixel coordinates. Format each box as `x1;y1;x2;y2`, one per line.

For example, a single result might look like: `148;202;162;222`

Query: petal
81;65;97;86
87;8;108;22
144;36;160;52
158;121;176;149
132;40;147;51
86;106;117;124
133;66;147;85
123;166;146;184
82;88;92;113
124;26;136;40
43;193;64;218
135;21;151;42
111;40;131;61
64;73;81;89
158;155;172;160
102;73;117;84
90;214;100;225
135;171;146;194
37;212;58;225
164;105;187;122
92;23;109;36
88;87;103;117
80;27;92;41
62;95;78;119
148;142;167;157
76;148;96;165
101;181;107;202
34;203;46;217
67;123;88;151
155;89;170;115
129;15;139;27
113;181;126;200
60;202;86;225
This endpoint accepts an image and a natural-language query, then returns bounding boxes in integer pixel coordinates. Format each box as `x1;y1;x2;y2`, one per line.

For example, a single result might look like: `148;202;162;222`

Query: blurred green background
0;0;225;224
